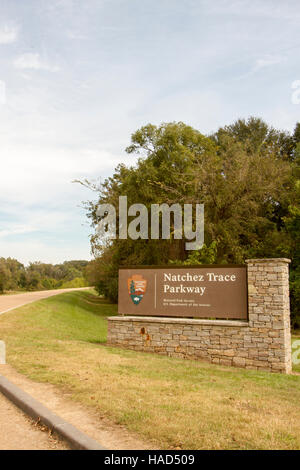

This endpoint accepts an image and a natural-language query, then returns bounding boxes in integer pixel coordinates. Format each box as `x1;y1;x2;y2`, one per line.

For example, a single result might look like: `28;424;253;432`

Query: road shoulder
0;364;153;450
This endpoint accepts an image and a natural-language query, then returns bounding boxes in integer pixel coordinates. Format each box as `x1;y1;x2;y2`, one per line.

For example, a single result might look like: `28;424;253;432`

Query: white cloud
204;0;300;21
0;208;79;238
253;55;284;72
66;30;88;40
0;238;91;265
235;55;285;81
0;225;36;238
0;0;298;264
0;80;6;104
13;53;60;72
0;144;118;206
143;89;230;135
0;24;18;44
0;205;92;264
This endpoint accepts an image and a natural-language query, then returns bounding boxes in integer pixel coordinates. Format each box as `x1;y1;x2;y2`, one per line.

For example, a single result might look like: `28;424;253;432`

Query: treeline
84;117;300;328
0;258;89;293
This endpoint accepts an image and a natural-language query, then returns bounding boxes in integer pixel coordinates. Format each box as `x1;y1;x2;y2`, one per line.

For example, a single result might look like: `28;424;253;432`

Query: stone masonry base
107;259;292;374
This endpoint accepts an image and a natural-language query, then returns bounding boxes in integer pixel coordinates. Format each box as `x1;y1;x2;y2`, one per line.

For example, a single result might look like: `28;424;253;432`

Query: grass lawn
0;289;299;450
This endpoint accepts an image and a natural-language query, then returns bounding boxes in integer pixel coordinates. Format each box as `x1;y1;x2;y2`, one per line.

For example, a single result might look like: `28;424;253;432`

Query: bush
60;277;88;289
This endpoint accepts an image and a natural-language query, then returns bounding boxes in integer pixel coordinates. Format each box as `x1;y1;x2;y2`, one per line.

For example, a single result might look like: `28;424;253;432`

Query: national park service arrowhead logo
128;274;147;305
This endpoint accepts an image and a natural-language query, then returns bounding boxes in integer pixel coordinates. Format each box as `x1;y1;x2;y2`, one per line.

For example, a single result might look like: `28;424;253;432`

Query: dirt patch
0;391;69;450
0;364;154;450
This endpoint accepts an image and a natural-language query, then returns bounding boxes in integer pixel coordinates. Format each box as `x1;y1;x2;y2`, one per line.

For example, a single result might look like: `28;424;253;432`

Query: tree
83;120;295;314
213;117;296;161
284;141;300;328
294;123;300;145
0;258;90;294
0;257;25;292
0;260;10;293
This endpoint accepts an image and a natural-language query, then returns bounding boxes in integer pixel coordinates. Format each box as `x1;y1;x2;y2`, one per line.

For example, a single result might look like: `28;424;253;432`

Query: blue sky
0;0;299;264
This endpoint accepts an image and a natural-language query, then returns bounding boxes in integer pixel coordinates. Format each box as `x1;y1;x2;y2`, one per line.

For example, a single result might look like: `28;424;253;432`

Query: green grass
0;290;299;450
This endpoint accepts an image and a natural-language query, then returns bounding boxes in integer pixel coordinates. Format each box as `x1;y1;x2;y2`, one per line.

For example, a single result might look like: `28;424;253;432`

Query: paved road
0;288;88;449
0;391;68;450
0;287;91;315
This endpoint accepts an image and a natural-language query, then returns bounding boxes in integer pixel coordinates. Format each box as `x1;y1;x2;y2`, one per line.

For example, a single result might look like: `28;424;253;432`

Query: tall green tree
84;120;297;321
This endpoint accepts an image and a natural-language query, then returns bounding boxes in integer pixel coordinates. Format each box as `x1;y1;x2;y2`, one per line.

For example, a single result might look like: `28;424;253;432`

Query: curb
0;374;106;450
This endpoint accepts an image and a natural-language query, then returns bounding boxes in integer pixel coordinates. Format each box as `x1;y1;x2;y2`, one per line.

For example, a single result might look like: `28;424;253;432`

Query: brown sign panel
118;266;248;320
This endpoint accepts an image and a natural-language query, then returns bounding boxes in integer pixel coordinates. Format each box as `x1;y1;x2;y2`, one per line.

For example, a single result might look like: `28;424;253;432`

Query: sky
0;0;299;265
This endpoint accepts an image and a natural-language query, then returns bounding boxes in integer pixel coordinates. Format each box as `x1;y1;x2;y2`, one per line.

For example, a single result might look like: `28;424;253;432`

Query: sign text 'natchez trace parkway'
118;266;248;320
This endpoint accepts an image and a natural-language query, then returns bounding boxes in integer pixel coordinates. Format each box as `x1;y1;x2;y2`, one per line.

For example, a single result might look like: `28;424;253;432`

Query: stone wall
107;259;292;373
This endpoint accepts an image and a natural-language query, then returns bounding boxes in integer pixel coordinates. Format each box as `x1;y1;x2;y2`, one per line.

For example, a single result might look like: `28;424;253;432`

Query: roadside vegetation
83;117;300;329
0;291;299;450
0;258;89;294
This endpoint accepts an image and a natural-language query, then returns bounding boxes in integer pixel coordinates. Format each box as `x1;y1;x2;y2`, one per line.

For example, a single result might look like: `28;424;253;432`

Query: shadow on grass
87;339;108;345
45;290;118;318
